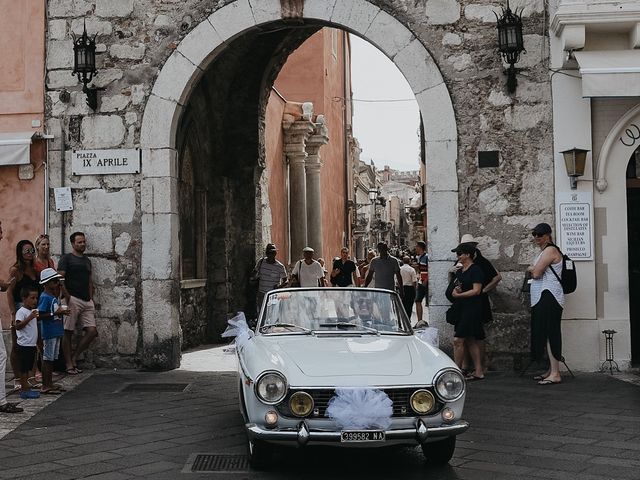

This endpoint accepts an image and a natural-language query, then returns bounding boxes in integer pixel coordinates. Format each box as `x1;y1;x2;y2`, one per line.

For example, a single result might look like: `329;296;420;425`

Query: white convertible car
234;287;469;468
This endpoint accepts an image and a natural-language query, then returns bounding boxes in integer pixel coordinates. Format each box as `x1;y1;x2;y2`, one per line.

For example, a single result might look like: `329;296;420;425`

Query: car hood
241;334;455;387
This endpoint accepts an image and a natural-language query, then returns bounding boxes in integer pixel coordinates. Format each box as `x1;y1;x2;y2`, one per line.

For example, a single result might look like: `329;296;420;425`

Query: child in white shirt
14;286;40;399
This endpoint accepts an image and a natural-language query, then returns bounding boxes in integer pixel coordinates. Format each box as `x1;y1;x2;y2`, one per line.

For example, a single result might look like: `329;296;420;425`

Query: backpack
547;245;577;294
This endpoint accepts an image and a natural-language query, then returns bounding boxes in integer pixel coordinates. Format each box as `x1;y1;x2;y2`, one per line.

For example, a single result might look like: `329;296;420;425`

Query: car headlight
410;389;435;414
434;369;465;402
255;371;287;404
289;391;314;417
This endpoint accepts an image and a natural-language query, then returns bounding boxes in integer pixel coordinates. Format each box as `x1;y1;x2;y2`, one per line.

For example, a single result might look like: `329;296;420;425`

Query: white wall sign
558;191;593;260
72;149;141;175
54;186;73;212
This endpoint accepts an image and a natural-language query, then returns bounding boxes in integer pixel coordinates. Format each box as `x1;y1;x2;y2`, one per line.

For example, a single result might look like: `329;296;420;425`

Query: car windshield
260;288;411;335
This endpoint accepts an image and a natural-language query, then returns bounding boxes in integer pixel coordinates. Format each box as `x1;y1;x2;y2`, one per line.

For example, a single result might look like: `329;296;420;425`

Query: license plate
340;430;386;442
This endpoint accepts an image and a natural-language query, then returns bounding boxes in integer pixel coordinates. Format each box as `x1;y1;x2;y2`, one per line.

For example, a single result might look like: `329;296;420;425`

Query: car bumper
246;419;469;447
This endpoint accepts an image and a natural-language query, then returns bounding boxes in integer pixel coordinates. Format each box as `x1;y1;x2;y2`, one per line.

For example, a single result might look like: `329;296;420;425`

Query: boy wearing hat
38;268;69;394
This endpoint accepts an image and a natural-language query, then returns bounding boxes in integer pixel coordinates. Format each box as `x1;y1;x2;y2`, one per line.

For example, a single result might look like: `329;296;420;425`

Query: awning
0;132;34;166
574;50;640;97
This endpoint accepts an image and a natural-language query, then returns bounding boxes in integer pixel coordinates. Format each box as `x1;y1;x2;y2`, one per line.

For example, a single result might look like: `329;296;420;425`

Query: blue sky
350;34;421;172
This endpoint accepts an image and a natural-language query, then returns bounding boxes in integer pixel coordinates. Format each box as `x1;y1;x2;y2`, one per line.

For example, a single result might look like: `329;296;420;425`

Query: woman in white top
527;223;565;385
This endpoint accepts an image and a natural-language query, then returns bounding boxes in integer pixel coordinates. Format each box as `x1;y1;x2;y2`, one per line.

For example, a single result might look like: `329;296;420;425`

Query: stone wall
45;0;553;369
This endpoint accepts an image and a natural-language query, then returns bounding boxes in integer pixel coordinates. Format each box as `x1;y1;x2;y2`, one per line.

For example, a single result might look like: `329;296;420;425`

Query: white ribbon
221;312;254;354
326;388;393;430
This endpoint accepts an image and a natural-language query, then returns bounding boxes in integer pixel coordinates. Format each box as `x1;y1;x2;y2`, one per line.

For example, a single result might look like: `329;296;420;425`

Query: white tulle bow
326;388;393;430
221;312;254;354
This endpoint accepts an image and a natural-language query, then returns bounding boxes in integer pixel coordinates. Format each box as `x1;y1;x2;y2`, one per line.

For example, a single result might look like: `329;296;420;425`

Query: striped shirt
530;251;565;307
257;259;287;294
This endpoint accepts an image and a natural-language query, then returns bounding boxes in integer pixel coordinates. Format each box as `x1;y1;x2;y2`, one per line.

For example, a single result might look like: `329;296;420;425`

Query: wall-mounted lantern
368;188;379;204
561;148;589;189
496;1;525;94
72;20;100;110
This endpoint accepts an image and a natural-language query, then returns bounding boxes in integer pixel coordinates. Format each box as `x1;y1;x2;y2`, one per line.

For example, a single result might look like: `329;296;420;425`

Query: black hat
452;243;477;255
532;223;552;236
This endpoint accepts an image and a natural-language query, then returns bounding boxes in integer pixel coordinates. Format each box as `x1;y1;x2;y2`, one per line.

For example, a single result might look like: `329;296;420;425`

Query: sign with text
54;186;73;212
72;149;141;175
558;191;593;260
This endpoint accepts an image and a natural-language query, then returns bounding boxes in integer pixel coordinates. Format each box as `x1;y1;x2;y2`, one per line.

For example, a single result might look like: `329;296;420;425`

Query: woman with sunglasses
6;240;40;389
34;234;56;276
449;242;486;381
527;223;564;385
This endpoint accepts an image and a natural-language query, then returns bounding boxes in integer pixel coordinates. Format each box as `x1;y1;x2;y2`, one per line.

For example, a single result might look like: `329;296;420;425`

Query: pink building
0;0;47;328
264;28;354;265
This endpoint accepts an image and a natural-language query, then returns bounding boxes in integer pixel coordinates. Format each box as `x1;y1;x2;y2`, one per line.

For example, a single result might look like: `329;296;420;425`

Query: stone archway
592;103;640;366
138;0;459;368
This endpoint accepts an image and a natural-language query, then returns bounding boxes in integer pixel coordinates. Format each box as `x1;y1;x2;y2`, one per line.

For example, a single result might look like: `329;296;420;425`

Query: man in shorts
414;241;429;327
58;232;97;374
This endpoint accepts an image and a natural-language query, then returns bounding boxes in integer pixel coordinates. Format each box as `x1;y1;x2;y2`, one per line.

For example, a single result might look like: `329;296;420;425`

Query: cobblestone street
1;348;639;479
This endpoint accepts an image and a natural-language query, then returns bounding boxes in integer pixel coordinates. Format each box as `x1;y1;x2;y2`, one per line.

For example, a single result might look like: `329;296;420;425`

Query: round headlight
289;391;314;417
410;389;435;414
434;369;465;402
256;372;287;404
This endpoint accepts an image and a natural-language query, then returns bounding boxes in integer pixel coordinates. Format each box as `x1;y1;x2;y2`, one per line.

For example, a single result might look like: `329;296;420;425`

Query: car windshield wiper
318;322;379;334
260;323;311;334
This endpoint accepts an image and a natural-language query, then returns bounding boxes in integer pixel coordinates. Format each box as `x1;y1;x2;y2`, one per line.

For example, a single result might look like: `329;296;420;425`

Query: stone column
283;118;315;261
305;118;329;258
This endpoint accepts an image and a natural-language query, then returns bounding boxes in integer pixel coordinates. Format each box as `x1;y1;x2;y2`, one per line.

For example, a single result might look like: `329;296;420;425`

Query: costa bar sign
72;149;141;175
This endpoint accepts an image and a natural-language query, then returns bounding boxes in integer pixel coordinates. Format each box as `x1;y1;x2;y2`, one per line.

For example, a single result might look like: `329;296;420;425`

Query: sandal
72;365;83;373
0;403;24;413
65;367;79;375
465;374;485;382
39;388;63;395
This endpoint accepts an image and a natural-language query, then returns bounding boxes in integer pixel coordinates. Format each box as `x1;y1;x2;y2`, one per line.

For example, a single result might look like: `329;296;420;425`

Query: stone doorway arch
138;0;459;369
593;103;640;367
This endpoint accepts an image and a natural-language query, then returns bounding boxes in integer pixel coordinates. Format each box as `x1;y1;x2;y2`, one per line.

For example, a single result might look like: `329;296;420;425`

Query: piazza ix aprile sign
72;149;141;175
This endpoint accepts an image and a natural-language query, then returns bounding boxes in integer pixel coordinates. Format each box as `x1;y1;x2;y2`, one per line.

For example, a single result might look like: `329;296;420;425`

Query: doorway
626;146;640;365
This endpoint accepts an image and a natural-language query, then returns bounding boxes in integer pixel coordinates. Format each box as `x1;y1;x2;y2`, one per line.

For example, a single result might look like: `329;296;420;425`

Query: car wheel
421;436;456;465
247;438;273;470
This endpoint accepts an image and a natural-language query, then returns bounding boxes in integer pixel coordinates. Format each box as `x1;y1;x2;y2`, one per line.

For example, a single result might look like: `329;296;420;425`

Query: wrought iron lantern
72;20;100;110
561;148;589;189
496;1;525;93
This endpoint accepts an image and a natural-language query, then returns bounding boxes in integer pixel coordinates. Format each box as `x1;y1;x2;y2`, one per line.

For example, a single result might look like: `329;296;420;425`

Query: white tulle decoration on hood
326;388;393;430
221;312;254;354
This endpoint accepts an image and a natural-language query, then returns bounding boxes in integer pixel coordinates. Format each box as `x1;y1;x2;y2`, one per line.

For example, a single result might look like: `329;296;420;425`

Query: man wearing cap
58;232;97;375
253;244;288;313
291;247;325;288
38;267;69;394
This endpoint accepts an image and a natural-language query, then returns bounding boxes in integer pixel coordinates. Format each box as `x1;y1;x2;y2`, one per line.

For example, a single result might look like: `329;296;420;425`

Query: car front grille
276;387;443;419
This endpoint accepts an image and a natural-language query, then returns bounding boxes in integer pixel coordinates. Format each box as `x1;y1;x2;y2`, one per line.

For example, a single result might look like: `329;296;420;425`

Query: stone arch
139;0;459;368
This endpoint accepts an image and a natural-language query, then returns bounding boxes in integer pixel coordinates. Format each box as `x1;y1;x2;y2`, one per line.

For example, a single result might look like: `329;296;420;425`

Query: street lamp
496;1;525;94
561;148;589;189
368;188;378;204
72;20;101;110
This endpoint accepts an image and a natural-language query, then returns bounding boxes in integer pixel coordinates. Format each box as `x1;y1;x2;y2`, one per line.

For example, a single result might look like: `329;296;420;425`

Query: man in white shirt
291;247;325;287
399;256;417;319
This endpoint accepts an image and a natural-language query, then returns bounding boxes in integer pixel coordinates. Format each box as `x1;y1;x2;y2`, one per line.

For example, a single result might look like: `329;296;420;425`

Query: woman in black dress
450;242;485;380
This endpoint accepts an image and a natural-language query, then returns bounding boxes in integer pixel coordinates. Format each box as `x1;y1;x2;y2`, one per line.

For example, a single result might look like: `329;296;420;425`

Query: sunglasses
531;233;545;238
22;248;35;254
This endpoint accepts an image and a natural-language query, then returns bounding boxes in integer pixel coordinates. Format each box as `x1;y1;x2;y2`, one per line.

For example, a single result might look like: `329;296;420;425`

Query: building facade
0;0;47;330
39;0;638;372
549;0;640;369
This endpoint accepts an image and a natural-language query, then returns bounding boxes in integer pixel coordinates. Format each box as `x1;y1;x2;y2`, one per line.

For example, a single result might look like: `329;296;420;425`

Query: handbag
521;271;531;293
445;302;460;325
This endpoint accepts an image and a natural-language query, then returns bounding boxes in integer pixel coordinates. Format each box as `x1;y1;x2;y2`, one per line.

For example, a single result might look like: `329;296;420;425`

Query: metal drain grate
120;383;189;393
190;454;249;472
